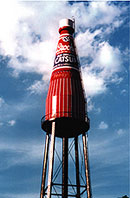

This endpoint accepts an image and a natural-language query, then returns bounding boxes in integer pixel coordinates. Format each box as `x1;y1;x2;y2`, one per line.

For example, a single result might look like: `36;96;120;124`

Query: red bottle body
42;21;89;137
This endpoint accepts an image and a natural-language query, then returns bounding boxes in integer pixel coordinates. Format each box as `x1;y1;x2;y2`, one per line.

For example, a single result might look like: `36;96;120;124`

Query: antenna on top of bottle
72;16;75;36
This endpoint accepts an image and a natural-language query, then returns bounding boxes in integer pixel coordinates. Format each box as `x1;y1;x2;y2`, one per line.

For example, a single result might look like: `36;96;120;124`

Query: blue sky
0;1;129;198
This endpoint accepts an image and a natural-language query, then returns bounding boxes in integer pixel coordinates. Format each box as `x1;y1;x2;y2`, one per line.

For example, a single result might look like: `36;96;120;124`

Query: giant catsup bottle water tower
40;19;92;198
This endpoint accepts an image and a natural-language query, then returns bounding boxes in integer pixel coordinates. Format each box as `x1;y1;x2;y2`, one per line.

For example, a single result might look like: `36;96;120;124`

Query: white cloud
117;129;125;136
90;135;128;167
8;120;16;126
0;138;44;170
0;97;9;121
95;107;101;114
0;97;5;107
70;1;124;29
120;89;127;95
87;98;101;113
0;1;34;56
82;70;107;97
0;94;36;122
97;42;122;76
99;121;108;129
27;80;48;95
0;1;127;97
87;2;122;26
0;122;3;127
80;39;123;97
87;99;94;112
0;137;62;170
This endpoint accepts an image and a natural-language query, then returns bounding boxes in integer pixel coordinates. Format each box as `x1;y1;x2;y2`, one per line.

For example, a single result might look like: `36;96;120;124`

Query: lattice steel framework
40;121;92;198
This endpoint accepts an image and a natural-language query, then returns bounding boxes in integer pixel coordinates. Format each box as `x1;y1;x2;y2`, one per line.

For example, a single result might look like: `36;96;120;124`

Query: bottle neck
59;27;74;35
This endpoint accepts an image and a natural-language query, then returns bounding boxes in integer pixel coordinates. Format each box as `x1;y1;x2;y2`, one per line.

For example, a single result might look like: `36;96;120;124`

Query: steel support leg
40;133;50;198
82;133;92;198
75;137;80;197
47;122;56;198
62;137;68;198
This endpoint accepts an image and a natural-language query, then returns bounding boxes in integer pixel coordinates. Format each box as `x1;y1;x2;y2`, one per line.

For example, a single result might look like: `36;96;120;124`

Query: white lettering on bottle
56;43;74;54
54;54;77;65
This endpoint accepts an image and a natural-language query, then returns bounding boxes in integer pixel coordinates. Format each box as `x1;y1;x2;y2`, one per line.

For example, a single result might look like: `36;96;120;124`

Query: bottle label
53;34;79;70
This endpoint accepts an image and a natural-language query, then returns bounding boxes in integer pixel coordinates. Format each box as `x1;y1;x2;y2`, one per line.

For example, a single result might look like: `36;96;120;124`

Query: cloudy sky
0;1;129;198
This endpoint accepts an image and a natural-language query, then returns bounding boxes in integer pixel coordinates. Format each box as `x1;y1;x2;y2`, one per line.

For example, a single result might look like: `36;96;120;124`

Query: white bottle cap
59;18;74;31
